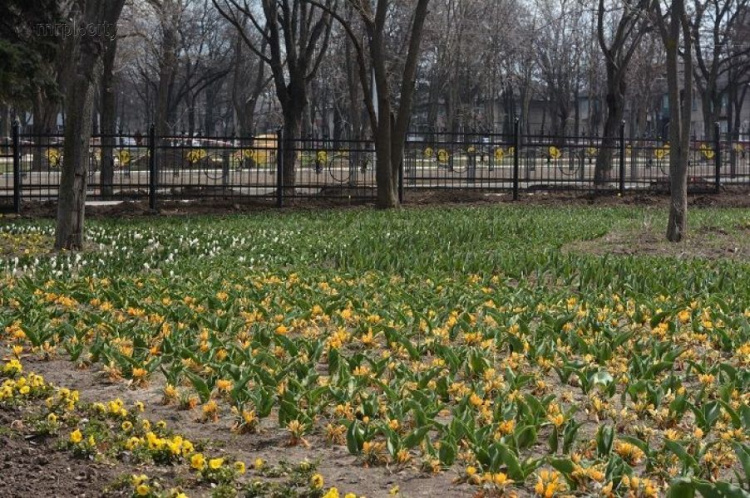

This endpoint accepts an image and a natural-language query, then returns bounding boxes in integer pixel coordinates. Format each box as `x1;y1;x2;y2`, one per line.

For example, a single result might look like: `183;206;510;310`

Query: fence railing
1;121;748;213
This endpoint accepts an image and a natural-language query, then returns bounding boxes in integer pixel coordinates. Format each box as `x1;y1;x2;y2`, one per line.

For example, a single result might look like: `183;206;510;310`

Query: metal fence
1;121;748;214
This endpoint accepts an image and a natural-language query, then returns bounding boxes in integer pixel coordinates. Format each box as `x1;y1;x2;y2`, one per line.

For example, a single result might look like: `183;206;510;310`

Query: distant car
118;137;138;147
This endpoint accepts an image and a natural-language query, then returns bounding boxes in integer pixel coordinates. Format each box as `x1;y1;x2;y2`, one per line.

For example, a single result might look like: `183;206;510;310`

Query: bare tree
309;0;431;207
100;33;118;198
213;0;334;191
147;0;182;138
533;0;587;137
691;0;750;140
653;0;693;242
55;0;126;250
594;0;651;183
230;24;269;137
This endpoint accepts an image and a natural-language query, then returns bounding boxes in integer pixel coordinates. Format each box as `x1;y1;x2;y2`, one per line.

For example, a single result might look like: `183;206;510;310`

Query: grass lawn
1;205;749;498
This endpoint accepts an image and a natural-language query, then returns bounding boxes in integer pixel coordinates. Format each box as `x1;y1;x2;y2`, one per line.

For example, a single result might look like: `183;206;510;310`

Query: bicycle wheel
328;152;351;184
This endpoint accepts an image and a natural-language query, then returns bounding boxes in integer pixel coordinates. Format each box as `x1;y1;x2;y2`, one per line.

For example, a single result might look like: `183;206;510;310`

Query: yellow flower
614;441;645;465
254;457;265;470
125;437;142;450
163;384;178;401
535;469;564;497
122;421;133;431
234;460;246;474
209;457;224;470
310;473;325;490
190;453;206;470
216;379;233;392
493;472;512;486
131;474;148;486
323;488;340;498
135;484;150;496
275;324;289;335
70;429;83;444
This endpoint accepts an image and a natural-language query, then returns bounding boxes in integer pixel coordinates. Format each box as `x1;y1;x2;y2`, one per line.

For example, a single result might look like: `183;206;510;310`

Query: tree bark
594;75;626;184
32;90;58;172
657;0;692;242
282;105;303;192
100;33;117;198
155;0;178;139
55;0;125;250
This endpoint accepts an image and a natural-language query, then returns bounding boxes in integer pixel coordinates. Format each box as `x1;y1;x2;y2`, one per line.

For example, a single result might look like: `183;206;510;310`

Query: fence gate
0;122;20;213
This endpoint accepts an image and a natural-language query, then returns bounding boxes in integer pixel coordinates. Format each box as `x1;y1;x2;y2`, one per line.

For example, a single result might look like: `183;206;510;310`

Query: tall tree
691;0;750;140
148;0;182;138
100;33;118;198
533;0;586;137
594;0;650;183
308;0;431;208
0;0;60;106
213;0;334;191
653;0;693;242
55;0;126;250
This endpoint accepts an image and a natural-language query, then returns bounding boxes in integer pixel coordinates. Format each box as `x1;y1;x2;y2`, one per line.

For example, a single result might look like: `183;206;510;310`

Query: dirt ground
1;356;474;498
7;186;750;220
0;408;123;498
564;222;750;260
4;188;750;497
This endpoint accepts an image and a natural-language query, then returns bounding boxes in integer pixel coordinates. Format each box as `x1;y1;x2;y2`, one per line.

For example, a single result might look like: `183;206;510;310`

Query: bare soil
0;409;123;498
1;356;474;498
564;221;750;260
9;186;750;220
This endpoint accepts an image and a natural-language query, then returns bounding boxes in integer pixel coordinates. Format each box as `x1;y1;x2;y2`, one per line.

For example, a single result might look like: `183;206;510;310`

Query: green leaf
346;421;364;455
596;425;614;457
185;371;211;403
439;437;457;466
664;440;698;471
667;477;696;498
549;457;576;475
733;442;750;484
403;426;431;450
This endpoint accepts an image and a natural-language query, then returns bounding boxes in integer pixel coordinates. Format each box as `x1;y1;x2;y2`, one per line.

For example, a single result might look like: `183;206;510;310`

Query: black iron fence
1;121;748;213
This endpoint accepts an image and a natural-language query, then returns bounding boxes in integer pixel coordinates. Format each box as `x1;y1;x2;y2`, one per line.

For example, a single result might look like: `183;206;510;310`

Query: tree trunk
345;36;361;139
155;0;177;139
241;97;258;138
282;107;302;193
55;0;125;250
374;116;397;208
662;0;692;243
56;78;96;250
100;34;117;198
32;91;58;172
204;85;217;135
187;94;196;138
594;74;625;184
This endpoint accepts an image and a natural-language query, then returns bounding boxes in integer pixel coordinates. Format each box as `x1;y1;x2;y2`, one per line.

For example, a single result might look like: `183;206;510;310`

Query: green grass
2;205;750;497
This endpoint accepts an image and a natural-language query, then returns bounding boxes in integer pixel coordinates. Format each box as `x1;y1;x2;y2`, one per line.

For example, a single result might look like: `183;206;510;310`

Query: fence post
148;123;157;211
276;128;284;208
619;121;626;195
513;118;520;201
222;151;230;189
714;122;721;194
398;155;404;204
12;120;20;214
